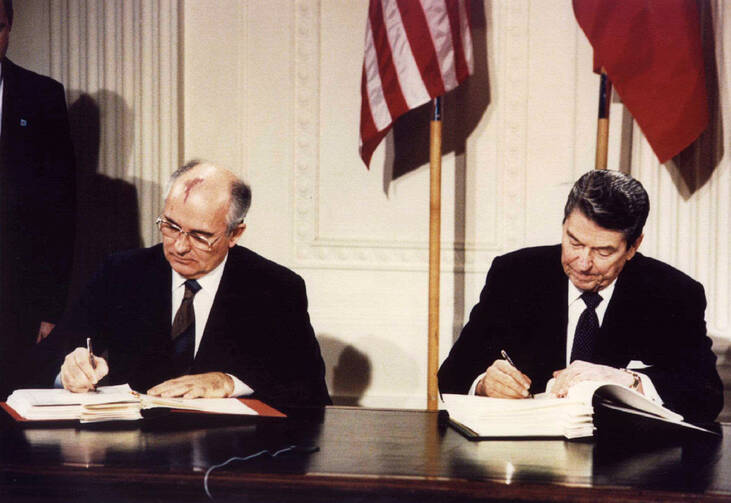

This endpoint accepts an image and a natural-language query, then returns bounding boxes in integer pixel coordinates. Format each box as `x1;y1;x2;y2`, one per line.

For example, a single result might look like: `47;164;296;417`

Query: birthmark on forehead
183;177;204;202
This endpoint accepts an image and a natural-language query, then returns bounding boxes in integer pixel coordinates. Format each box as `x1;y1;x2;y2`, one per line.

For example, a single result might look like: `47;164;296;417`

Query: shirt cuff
468;373;485;395
227;373;254;397
634;371;663;404
54;371;63;388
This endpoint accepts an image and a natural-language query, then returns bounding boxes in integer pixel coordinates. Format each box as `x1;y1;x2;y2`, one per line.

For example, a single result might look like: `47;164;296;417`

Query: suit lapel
0;59;14;156
526;246;570;385
135;246;173;356
153;252;173;339
194;248;253;365
107;246;173;389
547;250;570;368
1;59;32;165
140;248;174;383
595;261;635;367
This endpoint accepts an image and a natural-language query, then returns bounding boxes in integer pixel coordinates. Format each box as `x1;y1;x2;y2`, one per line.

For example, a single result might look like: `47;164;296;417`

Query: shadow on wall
716;340;731;423
666;0;724;198
66;90;143;307
318;334;423;407
318;335;372;406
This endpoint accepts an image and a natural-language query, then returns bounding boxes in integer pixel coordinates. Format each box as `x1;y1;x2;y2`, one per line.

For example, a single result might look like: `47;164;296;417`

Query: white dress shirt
171;253;253;397
468;278;663;402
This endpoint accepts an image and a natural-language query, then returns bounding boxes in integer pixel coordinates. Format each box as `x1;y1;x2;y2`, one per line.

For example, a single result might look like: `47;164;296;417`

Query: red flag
573;0;708;163
359;0;474;167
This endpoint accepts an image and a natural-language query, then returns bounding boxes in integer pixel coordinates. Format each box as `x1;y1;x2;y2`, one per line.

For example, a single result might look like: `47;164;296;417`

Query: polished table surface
0;406;729;502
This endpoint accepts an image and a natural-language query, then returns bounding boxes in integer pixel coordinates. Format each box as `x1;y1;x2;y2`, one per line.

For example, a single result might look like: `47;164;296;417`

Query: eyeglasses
156;216;225;251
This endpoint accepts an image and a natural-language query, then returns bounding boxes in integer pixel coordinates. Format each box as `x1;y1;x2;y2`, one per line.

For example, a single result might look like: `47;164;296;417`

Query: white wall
10;0;730;408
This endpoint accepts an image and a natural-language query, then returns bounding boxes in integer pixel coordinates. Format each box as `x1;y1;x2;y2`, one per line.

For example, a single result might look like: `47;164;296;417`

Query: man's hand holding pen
60;345;109;393
475;350;532;398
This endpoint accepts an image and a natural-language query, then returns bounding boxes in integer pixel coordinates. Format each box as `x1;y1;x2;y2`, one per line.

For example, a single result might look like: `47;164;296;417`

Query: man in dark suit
438;170;722;422
0;0;76;397
47;160;330;408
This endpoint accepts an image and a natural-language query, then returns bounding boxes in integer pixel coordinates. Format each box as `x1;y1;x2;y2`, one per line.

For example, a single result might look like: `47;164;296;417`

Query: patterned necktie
570;291;602;362
171;279;202;374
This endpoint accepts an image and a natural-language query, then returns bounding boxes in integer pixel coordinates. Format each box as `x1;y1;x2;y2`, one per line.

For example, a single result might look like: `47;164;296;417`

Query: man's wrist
475;377;485;396
620;368;641;391
222;373;235;396
226;373;254;397
469;372;487;395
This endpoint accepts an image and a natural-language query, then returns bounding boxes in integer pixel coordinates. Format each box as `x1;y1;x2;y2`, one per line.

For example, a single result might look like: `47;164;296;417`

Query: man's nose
174;233;192;253
576;249;593;270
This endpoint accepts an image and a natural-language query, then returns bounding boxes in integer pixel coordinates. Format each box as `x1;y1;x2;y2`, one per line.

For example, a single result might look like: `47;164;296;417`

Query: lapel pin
20;119;27;126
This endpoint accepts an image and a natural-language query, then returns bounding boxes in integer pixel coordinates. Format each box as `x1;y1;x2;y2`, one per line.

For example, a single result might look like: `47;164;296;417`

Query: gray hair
167;160;252;234
563;170;649;246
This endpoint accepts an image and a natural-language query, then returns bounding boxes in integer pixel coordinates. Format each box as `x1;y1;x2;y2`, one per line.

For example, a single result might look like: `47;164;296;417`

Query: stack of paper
442;380;693;440
443;393;594;439
7;384;142;422
138;394;257;415
5;384;259;423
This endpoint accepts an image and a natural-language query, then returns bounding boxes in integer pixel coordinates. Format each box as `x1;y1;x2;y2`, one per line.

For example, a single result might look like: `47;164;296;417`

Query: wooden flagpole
595;69;612;170
427;96;442;412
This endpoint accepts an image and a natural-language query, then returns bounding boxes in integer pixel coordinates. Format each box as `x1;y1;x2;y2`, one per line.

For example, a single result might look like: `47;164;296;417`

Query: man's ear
228;223;246;248
625;234;643;261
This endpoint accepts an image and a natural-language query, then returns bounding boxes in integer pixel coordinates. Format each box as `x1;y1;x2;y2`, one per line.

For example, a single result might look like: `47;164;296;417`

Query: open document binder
442;380;718;440
3;384;285;423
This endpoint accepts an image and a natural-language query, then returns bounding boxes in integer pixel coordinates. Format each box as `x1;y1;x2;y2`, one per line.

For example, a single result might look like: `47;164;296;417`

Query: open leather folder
3;384;285;423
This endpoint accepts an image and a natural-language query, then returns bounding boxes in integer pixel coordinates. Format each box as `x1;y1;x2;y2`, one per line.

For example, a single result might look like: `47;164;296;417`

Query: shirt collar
171;252;229;292
567;276;617;305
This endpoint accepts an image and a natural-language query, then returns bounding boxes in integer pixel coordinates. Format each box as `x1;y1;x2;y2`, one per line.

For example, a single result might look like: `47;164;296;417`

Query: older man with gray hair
439;170;722;422
40;160;330;408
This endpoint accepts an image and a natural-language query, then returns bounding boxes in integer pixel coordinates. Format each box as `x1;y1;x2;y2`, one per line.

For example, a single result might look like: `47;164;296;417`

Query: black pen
500;349;533;398
500;349;516;368
86;337;98;392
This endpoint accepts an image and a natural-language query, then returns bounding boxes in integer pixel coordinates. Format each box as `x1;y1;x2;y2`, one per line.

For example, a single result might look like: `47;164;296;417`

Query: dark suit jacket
0;58;76;396
32;244;331;409
438;245;723;422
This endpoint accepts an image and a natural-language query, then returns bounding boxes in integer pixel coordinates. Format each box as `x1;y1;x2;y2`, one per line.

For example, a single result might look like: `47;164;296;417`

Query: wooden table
0;406;729;502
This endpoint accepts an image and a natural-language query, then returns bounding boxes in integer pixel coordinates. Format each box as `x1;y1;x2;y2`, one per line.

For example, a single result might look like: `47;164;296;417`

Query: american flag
359;0;474;167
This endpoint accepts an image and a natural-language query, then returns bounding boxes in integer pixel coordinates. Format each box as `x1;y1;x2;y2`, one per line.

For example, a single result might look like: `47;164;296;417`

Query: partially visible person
34;161;330;409
0;0;76;398
438;170;723;422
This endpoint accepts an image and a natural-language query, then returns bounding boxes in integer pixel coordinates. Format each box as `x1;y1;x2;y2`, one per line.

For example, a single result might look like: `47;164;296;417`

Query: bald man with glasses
33;161;330;408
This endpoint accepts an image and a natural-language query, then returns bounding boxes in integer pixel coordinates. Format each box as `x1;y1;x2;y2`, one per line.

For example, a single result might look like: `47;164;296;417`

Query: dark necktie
171;279;201;375
570;291;602;362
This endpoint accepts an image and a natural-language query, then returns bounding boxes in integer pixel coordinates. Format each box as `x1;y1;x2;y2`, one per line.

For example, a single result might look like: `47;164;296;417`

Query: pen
500;349;516;368
500;349;533;398
86;337;98;392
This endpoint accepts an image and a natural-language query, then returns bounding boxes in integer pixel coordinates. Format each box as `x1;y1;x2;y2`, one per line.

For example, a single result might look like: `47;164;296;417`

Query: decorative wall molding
292;0;532;273
292;0;321;262
499;1;529;253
